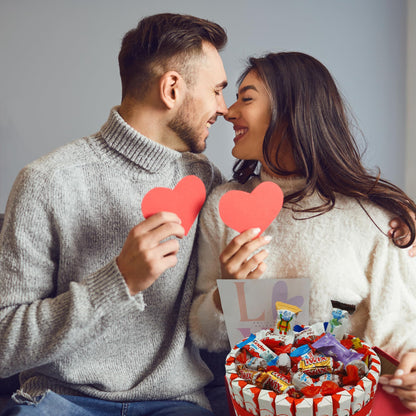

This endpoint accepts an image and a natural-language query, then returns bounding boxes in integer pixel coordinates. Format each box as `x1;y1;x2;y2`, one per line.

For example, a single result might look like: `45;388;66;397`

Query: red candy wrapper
237;334;278;364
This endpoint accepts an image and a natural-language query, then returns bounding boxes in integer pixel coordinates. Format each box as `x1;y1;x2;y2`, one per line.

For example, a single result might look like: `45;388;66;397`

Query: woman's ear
159;71;183;109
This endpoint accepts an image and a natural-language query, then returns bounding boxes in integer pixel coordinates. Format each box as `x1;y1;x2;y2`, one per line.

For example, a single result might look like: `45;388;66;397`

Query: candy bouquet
225;302;380;416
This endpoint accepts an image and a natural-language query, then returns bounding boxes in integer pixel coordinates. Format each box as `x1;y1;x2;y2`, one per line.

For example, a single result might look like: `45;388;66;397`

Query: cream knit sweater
189;170;416;358
0;107;223;408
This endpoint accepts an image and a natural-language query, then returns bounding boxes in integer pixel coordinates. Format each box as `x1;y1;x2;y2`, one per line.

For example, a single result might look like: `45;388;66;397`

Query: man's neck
118;98;186;152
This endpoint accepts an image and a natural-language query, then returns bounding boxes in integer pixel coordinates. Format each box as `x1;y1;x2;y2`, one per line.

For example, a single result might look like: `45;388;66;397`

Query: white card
217;278;310;347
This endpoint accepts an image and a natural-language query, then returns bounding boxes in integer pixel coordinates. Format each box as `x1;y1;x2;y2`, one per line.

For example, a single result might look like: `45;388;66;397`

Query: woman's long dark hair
233;52;416;248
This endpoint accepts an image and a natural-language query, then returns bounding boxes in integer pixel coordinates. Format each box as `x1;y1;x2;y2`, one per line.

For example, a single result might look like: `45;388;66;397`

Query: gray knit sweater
0;107;223;408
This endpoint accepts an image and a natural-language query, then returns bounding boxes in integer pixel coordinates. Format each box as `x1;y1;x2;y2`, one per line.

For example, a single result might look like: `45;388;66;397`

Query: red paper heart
219;181;284;235
141;175;206;235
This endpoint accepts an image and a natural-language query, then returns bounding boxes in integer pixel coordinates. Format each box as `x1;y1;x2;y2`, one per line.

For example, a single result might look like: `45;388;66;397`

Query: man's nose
217;95;228;116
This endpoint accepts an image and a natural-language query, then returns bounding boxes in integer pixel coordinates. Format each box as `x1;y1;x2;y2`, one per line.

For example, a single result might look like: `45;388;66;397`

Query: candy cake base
225;334;381;416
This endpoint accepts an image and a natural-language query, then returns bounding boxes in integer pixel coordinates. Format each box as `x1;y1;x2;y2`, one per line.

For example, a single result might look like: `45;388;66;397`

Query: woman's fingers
220;228;261;263
220;228;272;280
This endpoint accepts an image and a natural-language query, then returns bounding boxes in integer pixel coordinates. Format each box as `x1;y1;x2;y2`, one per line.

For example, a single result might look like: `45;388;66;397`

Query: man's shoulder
23;137;98;178
13;137;100;199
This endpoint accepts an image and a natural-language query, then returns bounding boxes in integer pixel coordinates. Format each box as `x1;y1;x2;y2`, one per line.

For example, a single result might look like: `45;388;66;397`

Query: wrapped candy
257;328;294;354
292;372;314;391
237;334;278;364
243;384;262;415
290;344;334;377
328;307;350;340
237;365;269;388
274;302;302;336
294;322;326;346
266;370;293;394
258;389;276;416
312;333;363;365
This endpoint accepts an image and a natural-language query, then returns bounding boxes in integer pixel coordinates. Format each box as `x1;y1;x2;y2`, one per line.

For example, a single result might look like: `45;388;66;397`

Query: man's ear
159;71;183;109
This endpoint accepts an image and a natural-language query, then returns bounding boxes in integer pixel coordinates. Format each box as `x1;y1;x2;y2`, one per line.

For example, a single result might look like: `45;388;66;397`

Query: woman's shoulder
334;194;393;235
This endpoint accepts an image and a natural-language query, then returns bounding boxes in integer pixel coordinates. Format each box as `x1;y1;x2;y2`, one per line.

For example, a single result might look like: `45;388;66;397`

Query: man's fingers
137;211;182;234
132;218;185;249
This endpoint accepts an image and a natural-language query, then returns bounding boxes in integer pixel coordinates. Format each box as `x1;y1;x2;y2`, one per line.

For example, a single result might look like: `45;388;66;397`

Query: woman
190;52;416;410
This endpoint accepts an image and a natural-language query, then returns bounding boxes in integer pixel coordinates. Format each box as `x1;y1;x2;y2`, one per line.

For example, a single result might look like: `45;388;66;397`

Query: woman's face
225;71;271;163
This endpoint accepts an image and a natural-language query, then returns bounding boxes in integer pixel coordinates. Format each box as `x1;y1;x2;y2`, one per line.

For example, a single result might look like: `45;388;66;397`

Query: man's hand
117;212;185;295
389;215;416;257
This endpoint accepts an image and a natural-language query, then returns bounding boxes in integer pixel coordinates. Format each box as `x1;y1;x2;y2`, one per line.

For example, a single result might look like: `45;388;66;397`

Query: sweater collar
100;107;182;172
260;168;307;196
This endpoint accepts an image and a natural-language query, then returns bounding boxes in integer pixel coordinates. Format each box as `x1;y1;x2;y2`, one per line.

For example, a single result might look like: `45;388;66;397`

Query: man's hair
118;13;227;99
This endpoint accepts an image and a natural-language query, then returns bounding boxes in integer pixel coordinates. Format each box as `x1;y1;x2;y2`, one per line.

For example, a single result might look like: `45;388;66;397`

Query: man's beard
168;95;206;154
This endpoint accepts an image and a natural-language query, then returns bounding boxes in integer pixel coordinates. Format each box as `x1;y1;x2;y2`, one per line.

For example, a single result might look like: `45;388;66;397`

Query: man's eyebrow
236;85;258;98
216;81;228;90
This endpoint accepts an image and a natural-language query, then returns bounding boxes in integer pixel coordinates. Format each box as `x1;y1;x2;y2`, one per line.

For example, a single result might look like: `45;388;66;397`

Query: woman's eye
242;97;252;102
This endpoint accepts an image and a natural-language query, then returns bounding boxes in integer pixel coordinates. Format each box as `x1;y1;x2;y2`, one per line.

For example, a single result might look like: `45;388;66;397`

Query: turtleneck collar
259;167;307;196
99;107;182;173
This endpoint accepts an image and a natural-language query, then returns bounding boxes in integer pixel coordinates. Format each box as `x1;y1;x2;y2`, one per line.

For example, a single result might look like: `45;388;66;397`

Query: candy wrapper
231;377;248;408
274;394;294;416
312;333;363;365
243;384;261;415
294;322;326;347
258;389;276;416
275;302;302;336
328;307;350;340
294;397;314;416
237;334;278;364
313;396;333;416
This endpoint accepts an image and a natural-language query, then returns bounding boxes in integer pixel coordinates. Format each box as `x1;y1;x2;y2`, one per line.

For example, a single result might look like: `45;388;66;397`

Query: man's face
168;42;228;153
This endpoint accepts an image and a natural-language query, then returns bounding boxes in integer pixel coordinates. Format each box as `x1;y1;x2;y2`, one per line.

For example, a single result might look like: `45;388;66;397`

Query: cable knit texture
189;170;416;358
0;107;223;408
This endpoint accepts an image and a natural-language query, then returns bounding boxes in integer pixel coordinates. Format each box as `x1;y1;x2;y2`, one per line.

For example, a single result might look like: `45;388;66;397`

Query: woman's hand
213;228;272;313
219;227;272;280
379;351;416;411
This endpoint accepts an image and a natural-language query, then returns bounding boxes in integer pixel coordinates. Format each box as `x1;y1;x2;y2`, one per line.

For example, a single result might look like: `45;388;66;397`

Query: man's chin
189;138;207;154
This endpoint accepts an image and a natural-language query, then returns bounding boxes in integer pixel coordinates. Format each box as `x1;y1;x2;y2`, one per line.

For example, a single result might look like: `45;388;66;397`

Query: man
0;13;227;416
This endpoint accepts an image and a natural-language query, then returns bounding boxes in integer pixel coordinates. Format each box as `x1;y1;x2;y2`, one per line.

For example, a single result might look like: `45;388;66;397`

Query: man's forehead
200;42;227;85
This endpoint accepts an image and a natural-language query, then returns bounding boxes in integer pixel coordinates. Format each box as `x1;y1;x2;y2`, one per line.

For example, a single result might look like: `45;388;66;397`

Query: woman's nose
224;103;237;121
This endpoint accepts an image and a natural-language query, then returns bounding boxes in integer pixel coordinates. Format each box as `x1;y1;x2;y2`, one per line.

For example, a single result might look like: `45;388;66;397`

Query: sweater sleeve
189;186;231;352
358;237;416;359
0;167;143;377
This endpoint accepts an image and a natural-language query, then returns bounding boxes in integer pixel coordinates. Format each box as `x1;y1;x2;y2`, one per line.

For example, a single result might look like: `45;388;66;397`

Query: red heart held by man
141;175;206;235
219;181;284;235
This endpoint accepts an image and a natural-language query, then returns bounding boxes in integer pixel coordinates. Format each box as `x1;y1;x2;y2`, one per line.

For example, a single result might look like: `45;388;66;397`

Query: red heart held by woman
219;181;284;235
141;175;206;235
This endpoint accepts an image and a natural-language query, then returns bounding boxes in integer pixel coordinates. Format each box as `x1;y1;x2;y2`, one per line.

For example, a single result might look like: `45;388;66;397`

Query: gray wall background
0;0;408;212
